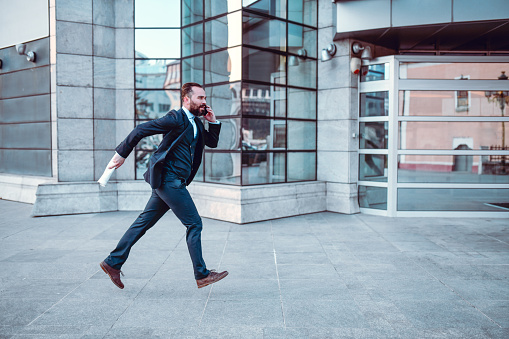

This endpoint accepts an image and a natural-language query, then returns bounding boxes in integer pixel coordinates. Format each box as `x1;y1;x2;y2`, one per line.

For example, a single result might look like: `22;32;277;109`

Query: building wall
52;0;135;183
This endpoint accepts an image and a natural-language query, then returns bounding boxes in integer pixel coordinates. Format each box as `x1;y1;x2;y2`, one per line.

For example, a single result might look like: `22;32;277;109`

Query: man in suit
100;82;228;289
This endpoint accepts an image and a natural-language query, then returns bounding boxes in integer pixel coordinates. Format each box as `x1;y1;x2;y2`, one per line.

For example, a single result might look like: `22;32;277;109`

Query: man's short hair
181;82;203;99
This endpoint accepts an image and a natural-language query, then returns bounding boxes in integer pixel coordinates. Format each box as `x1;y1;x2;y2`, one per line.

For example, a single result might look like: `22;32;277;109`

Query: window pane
398;154;509;182
288;0;317;27
243;0;286;19
182;23;203;57
135;29;180;58
136;90;181;120
182;56;203;83
242;152;285;185
205;0;241;18
243;12;286;52
208;82;241;116
205;12;242;52
288;23;316;58
0;150;51;177
183;0;203;26
399;90;509;117
360;92;388;117
288;57;316;89
400;63;509;80
205;47;241;84
358;185;387;210
287;152;315;181
135;0;180;27
242;84;286;117
205;152;241;184
287;88;315;119
398;188;509;211
288;121;315;150
360;122;388;149
194;156;204;182
208;118;241;150
135;59;180;89
399;122;509;150
243;48;286;85
135;150;153;180
242;119;285;150
360;154;387;182
360;64;389;82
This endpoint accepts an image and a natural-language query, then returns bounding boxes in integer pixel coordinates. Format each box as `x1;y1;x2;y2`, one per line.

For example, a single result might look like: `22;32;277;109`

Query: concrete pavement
0;199;508;338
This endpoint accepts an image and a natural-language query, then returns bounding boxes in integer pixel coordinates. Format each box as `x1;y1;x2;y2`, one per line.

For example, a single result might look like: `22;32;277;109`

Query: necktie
190;117;197;138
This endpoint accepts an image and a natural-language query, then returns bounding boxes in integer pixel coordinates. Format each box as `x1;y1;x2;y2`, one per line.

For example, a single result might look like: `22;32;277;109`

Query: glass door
359;56;509;217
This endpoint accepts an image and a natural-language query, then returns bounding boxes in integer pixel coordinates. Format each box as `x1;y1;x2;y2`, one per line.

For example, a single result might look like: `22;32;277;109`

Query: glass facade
359;57;509;215
135;0;317;185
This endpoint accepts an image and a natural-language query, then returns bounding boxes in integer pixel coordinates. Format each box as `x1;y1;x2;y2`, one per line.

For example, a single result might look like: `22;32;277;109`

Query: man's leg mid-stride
155;178;228;287
101;191;169;289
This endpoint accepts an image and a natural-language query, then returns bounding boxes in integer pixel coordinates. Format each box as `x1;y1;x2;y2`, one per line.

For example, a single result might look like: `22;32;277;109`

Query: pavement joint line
271;220;287;329
103;231;186;338
26;269;96;327
198;223;231;326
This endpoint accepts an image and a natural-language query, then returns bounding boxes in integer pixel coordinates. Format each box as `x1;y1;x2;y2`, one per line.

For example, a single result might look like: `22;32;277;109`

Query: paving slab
0;199;508;338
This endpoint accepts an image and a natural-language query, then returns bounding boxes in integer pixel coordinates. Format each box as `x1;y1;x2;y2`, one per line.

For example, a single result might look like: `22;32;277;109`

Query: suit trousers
104;175;210;280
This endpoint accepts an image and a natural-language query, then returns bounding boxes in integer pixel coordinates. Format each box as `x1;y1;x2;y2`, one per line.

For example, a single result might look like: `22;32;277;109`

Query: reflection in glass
399;91;509;117
135;59;180;89
398;188;509;211
136;150;153;180
399;122;509;150
360;64;389;82
400;62;509;80
135;29;180;58
360;122;388;149
205;152;241;185
136;90;181;120
205;12;242;52
360;154;387;182
288;121;315;150
242;152;285;185
194;158;204;182
206;118;241;150
182;24;203;57
398;155;509;182
288;0;317;27
358;185;387;210
205;0;241;18
243;12;286;52
207;82;241;116
243;0;285;19
360;92;388;117
205;47;241;84
243;48;286;85
287;152;315;181
288;23;317;58
288;57;316;89
135;121;162;151
183;0;203;26
288;88;315;119
182;56;203;84
242;84;286;117
242;119;286;150
135;0;180;27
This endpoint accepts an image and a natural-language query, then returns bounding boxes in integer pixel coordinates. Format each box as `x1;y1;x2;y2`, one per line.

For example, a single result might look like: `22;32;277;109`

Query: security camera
16;44;26;55
350;57;362;74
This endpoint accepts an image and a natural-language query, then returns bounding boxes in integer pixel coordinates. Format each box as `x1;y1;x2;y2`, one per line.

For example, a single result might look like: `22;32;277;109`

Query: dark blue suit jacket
115;109;221;189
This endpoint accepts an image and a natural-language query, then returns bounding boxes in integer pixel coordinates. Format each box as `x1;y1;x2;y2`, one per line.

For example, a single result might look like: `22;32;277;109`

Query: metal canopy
335;19;509;53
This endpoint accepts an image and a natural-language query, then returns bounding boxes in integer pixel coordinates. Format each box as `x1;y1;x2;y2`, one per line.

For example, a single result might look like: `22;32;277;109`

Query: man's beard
189;100;206;116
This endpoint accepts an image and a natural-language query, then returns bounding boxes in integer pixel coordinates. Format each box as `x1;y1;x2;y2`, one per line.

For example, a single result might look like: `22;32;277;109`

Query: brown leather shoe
196;270;228;289
100;261;124;289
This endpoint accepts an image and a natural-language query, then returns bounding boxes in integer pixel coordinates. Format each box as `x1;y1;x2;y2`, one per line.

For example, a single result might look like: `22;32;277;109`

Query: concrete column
317;0;360;214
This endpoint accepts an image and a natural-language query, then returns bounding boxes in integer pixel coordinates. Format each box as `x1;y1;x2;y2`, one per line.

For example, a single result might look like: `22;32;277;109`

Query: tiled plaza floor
0;199;508;338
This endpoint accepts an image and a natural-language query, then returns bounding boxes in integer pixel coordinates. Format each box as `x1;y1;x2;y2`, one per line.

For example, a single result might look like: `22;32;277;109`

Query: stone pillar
317;0;359;214
33;0;136;216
